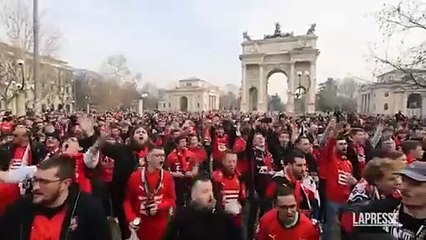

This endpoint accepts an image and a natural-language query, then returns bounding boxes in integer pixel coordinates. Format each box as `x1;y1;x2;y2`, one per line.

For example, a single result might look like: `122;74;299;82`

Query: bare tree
337;77;359;99
100;54;132;83
0;0;62;56
374;0;426;87
0;60;21;105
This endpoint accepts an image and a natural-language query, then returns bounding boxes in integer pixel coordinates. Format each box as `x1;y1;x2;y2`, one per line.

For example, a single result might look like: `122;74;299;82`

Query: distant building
0;42;75;114
158;78;220;112
357;69;426;117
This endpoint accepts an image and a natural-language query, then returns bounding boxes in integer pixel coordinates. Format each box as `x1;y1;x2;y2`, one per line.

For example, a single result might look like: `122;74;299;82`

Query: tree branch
374;55;426;88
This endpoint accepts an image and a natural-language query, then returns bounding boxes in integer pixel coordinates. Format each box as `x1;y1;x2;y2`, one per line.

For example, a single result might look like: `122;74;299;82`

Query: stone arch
41;104;47;112
248;87;258;111
50;104;55;111
240;27;319;113
266;69;288;112
180;96;188;112
65;104;71;113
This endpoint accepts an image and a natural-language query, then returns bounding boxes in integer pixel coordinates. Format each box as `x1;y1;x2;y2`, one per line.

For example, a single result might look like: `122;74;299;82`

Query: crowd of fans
0;109;424;240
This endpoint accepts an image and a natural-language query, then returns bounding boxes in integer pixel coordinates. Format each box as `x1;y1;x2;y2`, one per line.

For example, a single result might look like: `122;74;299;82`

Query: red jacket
68;153;92;193
212;169;246;227
266;168;317;216
212;134;228;162
188;145;208;163
256;209;319;240
123;168;175;240
233;137;249;174
166;148;196;173
324;138;353;203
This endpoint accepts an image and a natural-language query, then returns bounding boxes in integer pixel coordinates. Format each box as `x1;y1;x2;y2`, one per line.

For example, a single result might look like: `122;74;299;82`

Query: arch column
307;61;316;114
287;62;295;114
240;64;248;112
258;64;266;112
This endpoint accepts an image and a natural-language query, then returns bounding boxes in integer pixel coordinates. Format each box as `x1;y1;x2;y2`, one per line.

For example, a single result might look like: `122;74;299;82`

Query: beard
33;187;61;206
129;137;147;150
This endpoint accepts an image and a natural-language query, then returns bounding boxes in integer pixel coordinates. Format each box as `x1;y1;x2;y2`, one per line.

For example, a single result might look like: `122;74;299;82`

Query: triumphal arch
240;23;320;113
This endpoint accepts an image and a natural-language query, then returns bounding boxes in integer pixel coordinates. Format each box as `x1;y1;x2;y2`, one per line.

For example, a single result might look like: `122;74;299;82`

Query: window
384;92;389;97
197;103;200;108
186;83;192;86
384;103;389;110
168;103;171;108
163;103;166;108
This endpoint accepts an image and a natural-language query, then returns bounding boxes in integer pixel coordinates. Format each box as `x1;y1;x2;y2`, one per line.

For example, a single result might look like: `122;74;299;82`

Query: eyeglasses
32;177;66;185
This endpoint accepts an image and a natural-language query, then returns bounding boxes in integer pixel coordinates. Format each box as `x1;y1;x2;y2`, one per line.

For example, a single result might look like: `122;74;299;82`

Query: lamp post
33;0;40;112
138;93;148;115
15;59;26;116
84;96;91;113
294;70;311;113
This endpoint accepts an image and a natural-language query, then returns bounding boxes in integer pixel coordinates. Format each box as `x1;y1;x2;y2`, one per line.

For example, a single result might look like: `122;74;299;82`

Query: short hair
401;140;421;154
147;143;163;153
363;158;405;184
374;150;404;160
274;185;295;201
191;173;211;190
295;136;309;145
38;154;75;179
288;151;306;164
349;128;364;136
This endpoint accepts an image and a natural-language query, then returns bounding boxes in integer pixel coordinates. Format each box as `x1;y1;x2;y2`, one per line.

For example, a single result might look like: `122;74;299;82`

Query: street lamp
138;93;148;115
294;70;311;99
84;96;91;113
33;0;40;112
16;59;25;90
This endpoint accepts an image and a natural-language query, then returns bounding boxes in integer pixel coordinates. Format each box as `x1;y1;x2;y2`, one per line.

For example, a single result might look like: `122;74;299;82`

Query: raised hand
78;117;95;137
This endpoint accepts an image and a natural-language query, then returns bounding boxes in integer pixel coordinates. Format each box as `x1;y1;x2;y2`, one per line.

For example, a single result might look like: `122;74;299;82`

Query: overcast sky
38;0;401;97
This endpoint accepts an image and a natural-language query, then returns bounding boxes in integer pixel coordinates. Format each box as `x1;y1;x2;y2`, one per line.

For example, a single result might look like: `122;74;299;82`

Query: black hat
45;131;60;140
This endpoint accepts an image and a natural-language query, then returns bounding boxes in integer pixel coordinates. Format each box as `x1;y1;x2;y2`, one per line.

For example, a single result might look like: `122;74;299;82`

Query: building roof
0;42;70;69
376;68;426;78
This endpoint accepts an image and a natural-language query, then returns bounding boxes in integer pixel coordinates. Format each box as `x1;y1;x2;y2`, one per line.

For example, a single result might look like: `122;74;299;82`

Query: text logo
352;212;401;227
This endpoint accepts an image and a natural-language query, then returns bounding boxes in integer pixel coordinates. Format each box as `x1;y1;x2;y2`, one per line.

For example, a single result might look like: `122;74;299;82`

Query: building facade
158;78;220;112
0;42;75;114
357;69;426;117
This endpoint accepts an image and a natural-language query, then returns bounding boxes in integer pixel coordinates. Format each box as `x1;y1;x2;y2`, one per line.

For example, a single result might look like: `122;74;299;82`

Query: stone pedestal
138;99;144;115
15;91;26;116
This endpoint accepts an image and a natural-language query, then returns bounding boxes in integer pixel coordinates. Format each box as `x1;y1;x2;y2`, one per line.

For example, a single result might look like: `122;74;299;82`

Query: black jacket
0;142;45;170
0;186;112;240
163;205;242;240
340;197;426;240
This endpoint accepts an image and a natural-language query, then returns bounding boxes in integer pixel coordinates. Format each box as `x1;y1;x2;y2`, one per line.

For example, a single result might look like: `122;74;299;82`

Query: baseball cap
398;161;426;182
